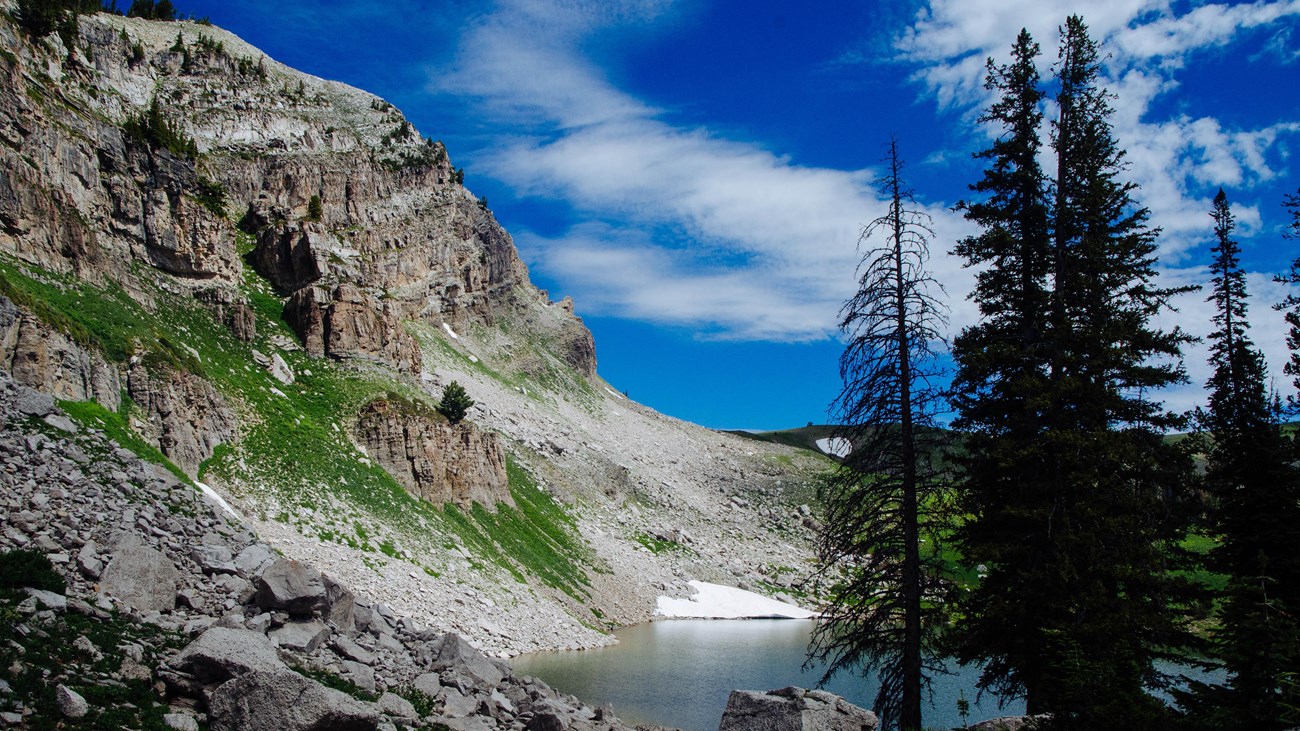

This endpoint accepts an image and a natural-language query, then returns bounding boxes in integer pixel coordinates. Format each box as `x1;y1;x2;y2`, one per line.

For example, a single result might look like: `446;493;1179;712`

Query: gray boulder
342;661;377;694
323;574;356;632
377;693;419;722
99;533;181;613
256;558;326;616
412;671;441;697
234;543;277;578
164;712;200;731
14;387;54;417
56;684;88;719
439;687;479;719
718;687;878;731
271;620;331;653
170;626;285;684
207;668;381;731
25;588;67;612
333;636;377;665
433;633;506;689
193;545;237;574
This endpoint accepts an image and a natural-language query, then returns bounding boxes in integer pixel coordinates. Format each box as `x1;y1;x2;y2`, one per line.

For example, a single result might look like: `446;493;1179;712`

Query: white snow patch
195;481;242;521
443;323;459;340
655;580;816;619
604;387;624;400
815;437;852;459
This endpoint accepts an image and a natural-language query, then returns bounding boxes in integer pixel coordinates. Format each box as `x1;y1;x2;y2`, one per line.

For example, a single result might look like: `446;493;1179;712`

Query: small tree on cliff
438;381;474;424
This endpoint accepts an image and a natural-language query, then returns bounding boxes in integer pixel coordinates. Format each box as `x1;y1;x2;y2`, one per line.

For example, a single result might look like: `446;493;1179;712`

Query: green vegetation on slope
0;552;190;731
58;398;191;484
0;252;597;600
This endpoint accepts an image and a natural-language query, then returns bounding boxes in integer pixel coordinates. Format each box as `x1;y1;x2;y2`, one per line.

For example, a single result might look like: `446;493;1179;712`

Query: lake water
511;619;1025;731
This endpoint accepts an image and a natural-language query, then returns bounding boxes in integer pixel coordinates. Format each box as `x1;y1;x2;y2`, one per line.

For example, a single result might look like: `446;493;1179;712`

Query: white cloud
437;0;975;342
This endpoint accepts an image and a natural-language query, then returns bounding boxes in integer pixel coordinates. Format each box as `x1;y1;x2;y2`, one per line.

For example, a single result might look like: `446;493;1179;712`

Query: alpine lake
511;619;1223;731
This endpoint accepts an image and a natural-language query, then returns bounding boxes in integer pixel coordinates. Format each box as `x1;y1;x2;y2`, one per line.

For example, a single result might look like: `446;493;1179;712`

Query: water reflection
511;619;1023;731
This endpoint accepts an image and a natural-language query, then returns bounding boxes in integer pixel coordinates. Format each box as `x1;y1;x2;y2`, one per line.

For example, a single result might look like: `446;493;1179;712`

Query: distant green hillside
721;424;846;456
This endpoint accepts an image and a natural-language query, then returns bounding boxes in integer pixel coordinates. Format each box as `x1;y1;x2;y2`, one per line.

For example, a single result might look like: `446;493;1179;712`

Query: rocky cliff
0;1;830;667
355;397;511;509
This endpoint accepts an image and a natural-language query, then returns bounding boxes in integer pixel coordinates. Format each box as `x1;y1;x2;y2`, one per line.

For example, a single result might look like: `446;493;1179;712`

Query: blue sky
182;0;1300;430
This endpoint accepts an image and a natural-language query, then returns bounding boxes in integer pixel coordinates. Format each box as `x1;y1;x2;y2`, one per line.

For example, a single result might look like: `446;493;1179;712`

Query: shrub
194;176;226;216
305;194;322;222
123;96;198;159
437;381;474;424
0;549;66;593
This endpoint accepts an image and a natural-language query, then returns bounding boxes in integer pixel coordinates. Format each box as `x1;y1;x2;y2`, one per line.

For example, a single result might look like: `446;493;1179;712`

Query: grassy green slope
0;252;598;599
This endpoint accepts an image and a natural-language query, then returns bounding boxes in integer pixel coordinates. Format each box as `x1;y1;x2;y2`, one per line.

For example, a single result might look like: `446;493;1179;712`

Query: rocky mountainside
0;372;657;731
0;0;831;665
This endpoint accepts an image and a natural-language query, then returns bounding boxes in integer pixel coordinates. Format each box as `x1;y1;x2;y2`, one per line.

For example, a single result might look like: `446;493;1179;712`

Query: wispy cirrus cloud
436;0;973;342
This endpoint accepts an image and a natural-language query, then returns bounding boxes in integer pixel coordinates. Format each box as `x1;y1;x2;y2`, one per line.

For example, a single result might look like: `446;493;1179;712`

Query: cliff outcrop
0;7;597;375
353;398;511;509
126;361;238;477
0;295;121;410
284;283;423;374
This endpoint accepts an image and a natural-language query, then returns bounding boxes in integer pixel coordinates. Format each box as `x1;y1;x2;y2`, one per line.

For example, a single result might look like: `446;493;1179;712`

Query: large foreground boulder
169;626;285;685
718;687;878;731
255;558;327;616
98;532;181;613
433;633;507;689
207;668;381;731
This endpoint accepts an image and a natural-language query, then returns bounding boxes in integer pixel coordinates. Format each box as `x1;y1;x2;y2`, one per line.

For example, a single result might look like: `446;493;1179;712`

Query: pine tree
950;18;1196;728
948;28;1056;708
437;381;474;424
809;138;949;731
1194;188;1300;730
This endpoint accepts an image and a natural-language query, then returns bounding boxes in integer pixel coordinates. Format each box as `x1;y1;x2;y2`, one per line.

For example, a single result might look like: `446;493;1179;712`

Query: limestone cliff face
0;22;240;283
0;296;121;410
353;399;511;509
283;283;422;374
0;10;596;375
126;361;238;477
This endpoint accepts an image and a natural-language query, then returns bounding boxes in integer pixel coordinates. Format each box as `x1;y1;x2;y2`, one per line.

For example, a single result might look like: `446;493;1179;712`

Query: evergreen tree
809;139;949;731
437;381;474;424
15;0;60;37
950;18;1196;728
1275;188;1300;403
947;27;1056;708
1193;188;1300;730
127;0;173;20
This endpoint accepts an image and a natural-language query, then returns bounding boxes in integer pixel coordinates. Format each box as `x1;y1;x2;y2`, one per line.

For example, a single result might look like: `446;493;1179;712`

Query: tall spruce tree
1193;189;1300;730
950;18;1196;728
948;27;1055;708
809;138;949;731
